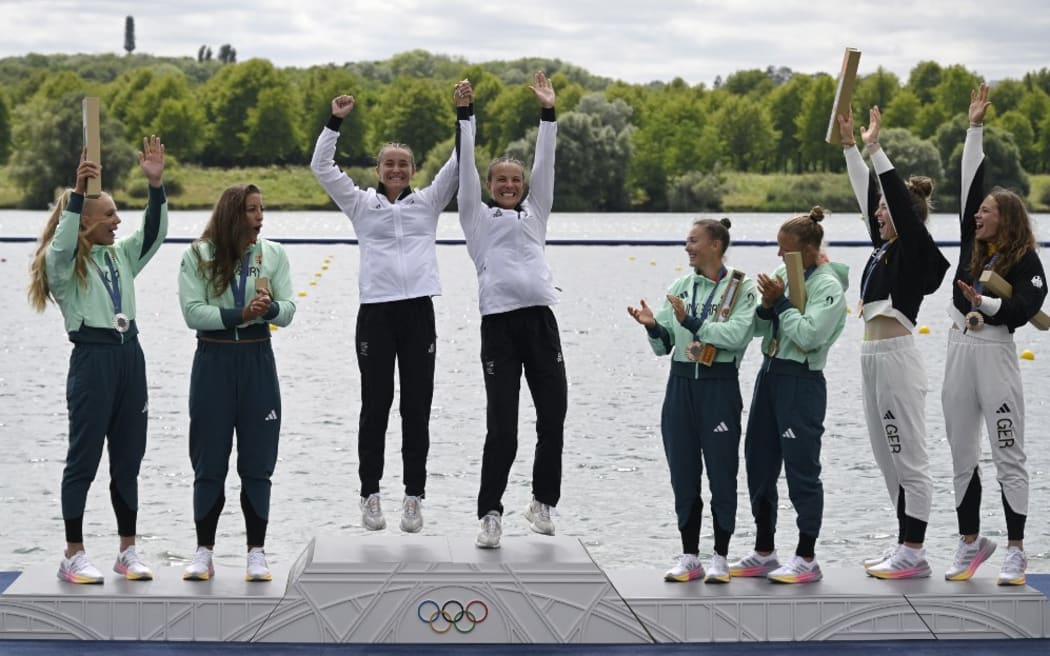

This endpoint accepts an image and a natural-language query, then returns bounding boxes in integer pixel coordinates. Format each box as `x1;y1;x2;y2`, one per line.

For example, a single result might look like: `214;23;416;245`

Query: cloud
0;0;1046;84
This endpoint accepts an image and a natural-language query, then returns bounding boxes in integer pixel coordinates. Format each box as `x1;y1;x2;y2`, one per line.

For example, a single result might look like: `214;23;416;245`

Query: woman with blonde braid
729;208;848;584
28;137;167;584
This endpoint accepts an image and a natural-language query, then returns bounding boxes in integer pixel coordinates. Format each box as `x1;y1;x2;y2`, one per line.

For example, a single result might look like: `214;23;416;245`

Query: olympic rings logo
417;599;489;634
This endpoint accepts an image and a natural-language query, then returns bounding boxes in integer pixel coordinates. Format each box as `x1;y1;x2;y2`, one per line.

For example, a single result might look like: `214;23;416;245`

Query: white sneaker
705;554;731;584
525;498;555;535
360;493;387;531
945;536;996;581
664;553;704;582
476;511;502;549
400;495;423;533
728;550;780;577
997;547;1027;586
183;546;215;581
58;551;104;584
112;545;153;580
767;555;823;584
867;545;931;580
863;544;899;570
245;547;272;582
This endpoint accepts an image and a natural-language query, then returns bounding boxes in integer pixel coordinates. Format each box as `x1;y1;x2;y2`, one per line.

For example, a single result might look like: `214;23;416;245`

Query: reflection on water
0;212;1048;574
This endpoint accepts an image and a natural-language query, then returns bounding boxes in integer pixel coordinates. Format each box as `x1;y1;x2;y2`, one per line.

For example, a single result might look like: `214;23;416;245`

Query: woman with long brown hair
178;183;296;582
941;84;1047;586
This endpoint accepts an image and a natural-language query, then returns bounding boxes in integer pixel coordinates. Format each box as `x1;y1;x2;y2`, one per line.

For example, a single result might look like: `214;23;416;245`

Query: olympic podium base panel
0;535;651;644
1;537;1047;644
610;567;1049;641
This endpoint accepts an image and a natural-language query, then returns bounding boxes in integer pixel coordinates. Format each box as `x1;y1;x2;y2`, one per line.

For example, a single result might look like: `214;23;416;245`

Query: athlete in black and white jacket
942;84;1047;586
839;107;949;580
310;89;460;535
455;73;566;550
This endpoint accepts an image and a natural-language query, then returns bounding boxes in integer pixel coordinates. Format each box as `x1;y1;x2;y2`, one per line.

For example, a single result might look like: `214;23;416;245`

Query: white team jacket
458;112;559;316
310;125;458;304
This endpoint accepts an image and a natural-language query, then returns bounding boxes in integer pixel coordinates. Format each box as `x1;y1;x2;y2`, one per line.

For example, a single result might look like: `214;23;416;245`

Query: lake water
1;210;1048;576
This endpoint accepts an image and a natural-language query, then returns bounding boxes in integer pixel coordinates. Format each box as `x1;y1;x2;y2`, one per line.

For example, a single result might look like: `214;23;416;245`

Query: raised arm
417;84;463;212
838;108;881;245
960;85;989;240
119;135;168;275
863;107;925;243
310;95;365;218
456;80;484;243
525;71;557;219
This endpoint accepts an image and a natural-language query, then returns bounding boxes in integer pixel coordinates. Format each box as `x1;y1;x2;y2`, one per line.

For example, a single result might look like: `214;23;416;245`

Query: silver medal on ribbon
113;312;130;333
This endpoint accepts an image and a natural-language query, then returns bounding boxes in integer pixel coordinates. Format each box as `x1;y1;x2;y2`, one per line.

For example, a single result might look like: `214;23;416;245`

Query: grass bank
2;164;1048;213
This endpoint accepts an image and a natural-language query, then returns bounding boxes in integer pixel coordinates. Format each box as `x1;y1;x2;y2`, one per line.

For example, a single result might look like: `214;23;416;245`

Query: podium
1;536;1047;643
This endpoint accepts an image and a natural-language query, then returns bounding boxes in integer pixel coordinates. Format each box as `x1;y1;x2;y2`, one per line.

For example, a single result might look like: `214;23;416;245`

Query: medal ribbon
229;250;252;308
971;253;1000;306
689;266;726;340
860;238;894;302
92;252;122;314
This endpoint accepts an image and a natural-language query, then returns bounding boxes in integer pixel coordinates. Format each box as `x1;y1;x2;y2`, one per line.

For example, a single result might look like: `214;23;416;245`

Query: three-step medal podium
1;535;1047;644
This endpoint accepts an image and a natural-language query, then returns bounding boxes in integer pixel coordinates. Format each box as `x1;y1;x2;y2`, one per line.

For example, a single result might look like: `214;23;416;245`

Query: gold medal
964;311;984;332
767;337;779;357
685;341;704;362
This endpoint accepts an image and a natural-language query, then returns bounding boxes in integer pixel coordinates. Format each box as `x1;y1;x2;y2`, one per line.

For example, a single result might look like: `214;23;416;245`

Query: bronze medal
686;341;704;362
964;311;984;332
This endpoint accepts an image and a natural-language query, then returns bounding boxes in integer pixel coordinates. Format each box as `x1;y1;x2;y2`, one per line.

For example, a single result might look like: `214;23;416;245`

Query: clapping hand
627;299;656;328
756;273;785;308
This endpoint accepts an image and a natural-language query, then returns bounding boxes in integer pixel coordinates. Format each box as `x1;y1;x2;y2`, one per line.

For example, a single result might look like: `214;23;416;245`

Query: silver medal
113;312;130;333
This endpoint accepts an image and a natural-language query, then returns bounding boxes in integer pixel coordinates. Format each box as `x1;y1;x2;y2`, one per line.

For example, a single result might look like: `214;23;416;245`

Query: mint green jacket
178;237;296;334
753;261;849;370
45;189;168;336
647;265;758;368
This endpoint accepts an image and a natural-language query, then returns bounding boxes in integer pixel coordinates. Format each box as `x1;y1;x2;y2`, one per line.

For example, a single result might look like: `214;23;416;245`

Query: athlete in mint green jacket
731;207;848;586
177;183;295;583
28;137;168;584
629;218;757;584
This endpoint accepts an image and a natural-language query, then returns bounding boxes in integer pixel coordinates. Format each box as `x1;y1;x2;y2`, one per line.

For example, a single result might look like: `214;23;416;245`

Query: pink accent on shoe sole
665;568;704;582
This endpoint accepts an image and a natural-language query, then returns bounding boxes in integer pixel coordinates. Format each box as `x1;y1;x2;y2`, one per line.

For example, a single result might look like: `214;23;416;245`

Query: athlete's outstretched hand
627;299;656;328
530;71;555;109
969;84;990;126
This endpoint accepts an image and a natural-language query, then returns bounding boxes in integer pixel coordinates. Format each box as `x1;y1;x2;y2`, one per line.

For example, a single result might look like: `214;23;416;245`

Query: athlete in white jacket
456;73;567;550
310;90;460;534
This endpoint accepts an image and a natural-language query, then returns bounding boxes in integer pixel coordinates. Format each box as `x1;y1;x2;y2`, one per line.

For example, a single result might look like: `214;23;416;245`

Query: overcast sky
1;0;1047;85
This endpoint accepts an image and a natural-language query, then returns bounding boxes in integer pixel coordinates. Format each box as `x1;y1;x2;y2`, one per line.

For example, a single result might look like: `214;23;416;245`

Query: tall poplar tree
124;16;135;55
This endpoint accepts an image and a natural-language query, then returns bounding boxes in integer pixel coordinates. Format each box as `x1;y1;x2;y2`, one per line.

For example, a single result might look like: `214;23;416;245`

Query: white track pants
861;335;933;522
941;327;1028;515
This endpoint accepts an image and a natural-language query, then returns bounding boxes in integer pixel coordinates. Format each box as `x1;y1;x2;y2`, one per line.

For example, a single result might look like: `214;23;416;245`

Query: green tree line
0;50;1048;210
